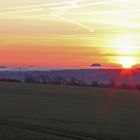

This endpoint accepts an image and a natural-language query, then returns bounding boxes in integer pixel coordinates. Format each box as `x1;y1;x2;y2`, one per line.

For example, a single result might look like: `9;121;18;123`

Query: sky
0;0;140;68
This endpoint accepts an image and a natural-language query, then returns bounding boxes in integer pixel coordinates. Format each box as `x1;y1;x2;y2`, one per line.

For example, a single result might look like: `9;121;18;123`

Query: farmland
0;82;139;139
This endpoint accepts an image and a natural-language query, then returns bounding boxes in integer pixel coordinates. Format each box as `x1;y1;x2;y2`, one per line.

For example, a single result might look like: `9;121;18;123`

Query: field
0;83;140;140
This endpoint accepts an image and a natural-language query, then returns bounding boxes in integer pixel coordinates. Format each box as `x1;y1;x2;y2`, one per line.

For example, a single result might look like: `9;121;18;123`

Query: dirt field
0;82;139;140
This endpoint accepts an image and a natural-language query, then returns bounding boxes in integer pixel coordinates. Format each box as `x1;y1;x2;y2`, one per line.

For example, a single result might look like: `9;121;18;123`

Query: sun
111;35;138;69
118;56;136;68
121;62;133;68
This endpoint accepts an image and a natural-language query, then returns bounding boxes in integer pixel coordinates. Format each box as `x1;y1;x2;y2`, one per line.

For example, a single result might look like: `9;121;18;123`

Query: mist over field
0;68;140;87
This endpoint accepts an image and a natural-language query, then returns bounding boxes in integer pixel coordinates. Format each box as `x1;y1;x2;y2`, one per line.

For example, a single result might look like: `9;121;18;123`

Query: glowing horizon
0;0;140;68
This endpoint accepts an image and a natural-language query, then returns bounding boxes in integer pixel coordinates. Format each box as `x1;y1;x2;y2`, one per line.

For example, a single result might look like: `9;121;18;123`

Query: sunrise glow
118;56;137;68
0;0;140;68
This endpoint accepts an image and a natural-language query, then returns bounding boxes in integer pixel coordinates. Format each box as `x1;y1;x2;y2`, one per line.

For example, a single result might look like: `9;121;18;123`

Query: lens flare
117;56;137;68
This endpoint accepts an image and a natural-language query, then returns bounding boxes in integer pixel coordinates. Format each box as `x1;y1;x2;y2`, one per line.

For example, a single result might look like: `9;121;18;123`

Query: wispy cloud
0;0;140;67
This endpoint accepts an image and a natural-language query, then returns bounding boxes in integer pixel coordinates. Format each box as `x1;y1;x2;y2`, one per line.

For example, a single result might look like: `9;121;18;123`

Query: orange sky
0;0;140;68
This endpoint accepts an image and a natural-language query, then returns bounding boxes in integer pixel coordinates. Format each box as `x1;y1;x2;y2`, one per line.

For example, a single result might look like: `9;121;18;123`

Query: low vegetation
0;83;139;139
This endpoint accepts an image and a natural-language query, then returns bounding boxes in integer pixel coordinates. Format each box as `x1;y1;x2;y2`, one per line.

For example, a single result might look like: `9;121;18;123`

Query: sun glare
112;35;137;55
118;56;137;68
111;35;138;68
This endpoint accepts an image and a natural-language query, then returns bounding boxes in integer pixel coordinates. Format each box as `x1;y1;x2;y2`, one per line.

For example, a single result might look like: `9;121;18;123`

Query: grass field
0;82;140;140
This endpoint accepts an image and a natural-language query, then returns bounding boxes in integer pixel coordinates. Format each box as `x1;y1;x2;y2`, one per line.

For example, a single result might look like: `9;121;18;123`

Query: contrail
80;0;128;7
0;2;68;10
0;0;128;15
0;15;50;20
67;9;140;16
0;13;95;32
0;8;43;15
51;0;128;10
0;1;67;15
52;14;95;32
0;14;48;21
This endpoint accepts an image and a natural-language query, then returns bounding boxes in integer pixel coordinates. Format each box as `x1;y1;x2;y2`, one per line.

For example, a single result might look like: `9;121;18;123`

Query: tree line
0;74;140;90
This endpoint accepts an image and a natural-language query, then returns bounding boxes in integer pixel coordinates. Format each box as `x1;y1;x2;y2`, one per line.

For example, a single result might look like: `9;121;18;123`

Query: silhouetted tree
25;75;36;83
92;81;99;87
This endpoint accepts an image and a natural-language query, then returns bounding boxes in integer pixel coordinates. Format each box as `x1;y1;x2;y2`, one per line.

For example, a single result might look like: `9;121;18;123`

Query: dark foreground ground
0;83;140;140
